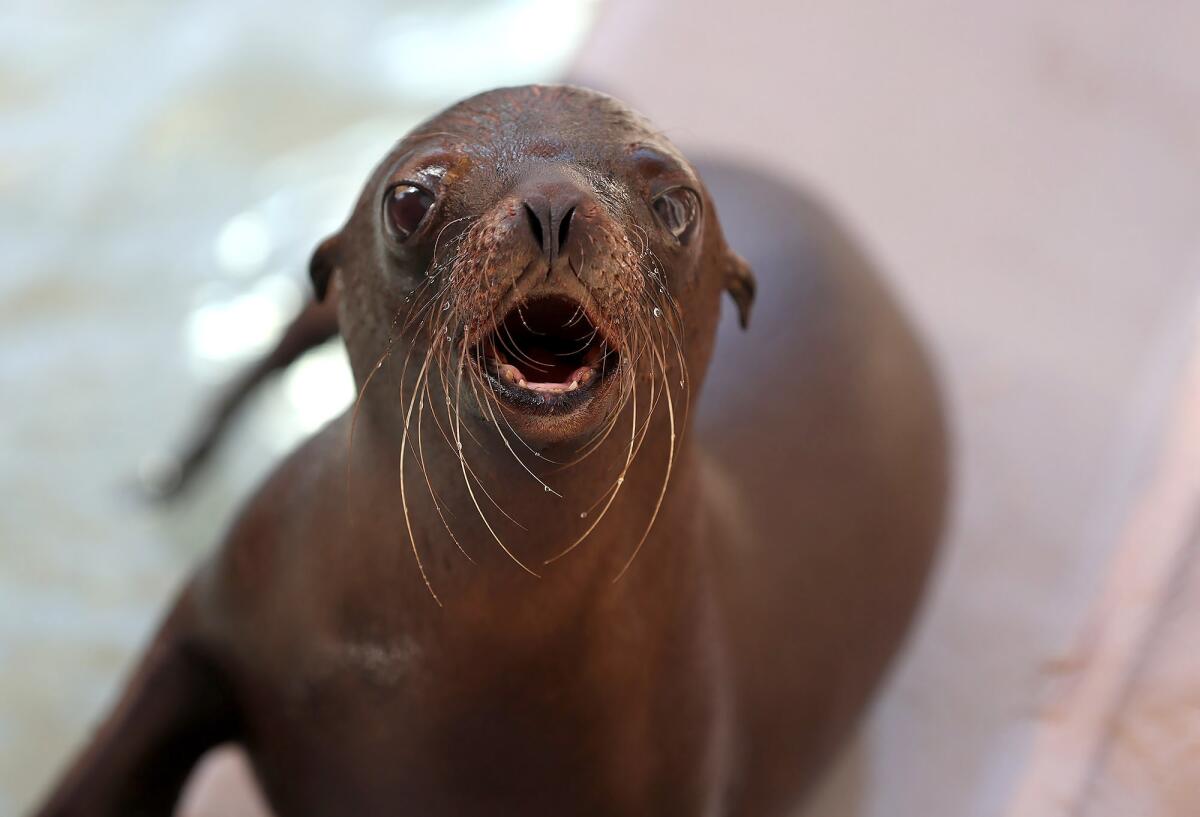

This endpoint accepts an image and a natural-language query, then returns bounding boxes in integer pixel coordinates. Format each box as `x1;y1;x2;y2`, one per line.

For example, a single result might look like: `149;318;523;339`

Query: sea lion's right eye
384;184;436;241
652;187;700;245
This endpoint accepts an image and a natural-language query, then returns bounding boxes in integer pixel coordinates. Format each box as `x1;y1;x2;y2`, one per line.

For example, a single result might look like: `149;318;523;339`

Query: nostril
557;206;575;255
524;202;546;251
522;194;578;262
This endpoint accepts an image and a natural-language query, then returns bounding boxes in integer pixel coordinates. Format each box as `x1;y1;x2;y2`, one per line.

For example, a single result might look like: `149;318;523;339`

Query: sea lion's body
36;88;946;817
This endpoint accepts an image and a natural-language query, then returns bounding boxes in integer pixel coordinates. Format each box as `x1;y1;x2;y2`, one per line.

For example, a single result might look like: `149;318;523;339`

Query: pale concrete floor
1065;306;1200;817
1084;520;1200;817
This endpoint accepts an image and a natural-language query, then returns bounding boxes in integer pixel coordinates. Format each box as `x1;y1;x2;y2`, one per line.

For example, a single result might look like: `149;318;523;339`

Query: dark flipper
32;586;237;817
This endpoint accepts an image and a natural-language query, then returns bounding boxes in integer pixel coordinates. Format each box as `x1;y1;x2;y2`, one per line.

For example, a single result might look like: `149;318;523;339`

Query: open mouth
473;295;620;412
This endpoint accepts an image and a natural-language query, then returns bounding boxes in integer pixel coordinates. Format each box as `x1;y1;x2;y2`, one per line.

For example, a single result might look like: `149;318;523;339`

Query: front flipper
33;585;238;817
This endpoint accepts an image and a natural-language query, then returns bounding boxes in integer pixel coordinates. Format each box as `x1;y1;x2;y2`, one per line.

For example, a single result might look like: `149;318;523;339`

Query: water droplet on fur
580;511;588;518
442;301;450;311
652;307;662;317
544;485;551;492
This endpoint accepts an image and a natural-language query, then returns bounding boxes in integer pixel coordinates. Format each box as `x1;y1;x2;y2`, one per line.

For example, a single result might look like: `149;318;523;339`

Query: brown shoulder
191;416;350;630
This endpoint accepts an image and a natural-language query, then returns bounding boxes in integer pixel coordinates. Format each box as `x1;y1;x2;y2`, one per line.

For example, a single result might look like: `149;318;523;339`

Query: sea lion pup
35;85;948;816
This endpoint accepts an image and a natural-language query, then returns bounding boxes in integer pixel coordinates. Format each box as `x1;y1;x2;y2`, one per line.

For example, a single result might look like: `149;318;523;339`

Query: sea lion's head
313;85;754;449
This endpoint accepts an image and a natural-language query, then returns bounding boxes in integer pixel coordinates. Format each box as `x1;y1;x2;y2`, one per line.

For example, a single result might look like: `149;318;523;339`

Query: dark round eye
652;187;700;244
384;184;435;241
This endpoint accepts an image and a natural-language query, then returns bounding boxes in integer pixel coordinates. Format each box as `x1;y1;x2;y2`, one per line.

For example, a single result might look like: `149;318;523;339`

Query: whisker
345;308;404;499
553;326;601;358
613;335;678;583
449;334;540;575
417;373;474;564
544;382;638;564
398;347;443;606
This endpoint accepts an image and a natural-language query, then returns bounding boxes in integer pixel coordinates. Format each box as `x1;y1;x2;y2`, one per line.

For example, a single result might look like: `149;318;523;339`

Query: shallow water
0;0;595;811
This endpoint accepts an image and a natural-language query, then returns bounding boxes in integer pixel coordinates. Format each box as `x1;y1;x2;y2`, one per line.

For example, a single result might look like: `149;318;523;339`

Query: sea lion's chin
468;293;623;444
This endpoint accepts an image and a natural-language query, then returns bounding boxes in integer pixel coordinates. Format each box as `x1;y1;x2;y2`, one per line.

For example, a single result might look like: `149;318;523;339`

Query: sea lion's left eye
652;188;700;245
384;183;436;241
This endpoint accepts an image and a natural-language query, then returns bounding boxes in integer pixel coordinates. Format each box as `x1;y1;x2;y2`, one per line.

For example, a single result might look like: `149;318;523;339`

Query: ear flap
309;234;342;302
724;250;756;330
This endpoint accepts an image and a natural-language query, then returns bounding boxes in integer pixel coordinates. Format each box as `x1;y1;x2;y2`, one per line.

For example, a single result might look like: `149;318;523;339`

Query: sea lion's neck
350;402;691;582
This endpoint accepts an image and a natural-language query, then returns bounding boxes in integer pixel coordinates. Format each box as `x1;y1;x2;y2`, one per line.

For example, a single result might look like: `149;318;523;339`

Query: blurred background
2;1;1199;815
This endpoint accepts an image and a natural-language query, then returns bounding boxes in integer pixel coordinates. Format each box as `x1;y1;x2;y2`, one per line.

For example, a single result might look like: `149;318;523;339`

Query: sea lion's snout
428;164;652;441
456;169;629;424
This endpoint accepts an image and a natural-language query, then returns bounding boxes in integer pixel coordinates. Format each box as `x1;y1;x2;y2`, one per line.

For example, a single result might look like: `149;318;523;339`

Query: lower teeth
493;363;592;393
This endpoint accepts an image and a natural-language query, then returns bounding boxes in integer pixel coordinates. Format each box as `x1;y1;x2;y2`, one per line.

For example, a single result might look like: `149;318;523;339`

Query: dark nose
522;186;579;266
